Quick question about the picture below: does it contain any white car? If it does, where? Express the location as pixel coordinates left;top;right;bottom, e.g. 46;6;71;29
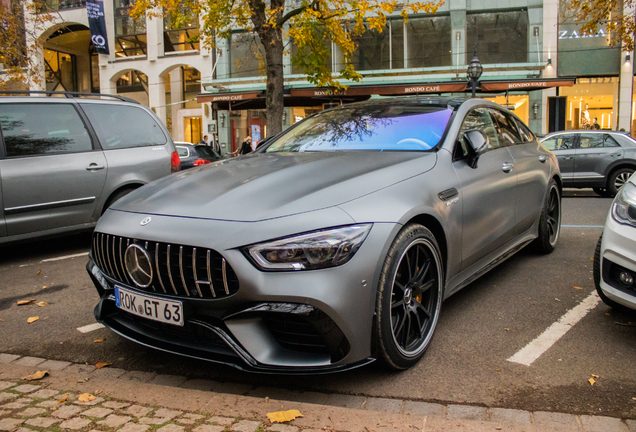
594;173;636;310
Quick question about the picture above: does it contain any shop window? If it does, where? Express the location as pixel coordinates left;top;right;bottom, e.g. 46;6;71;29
90;46;100;93
290;34;333;75
466;10;528;64
229;32;264;78
164;8;200;53
114;0;147;57
183;66;202;109
484;95;530;125
116;70;147;93
44;0;86;11
350;23;391;71
560;77;617;130
43;49;76;92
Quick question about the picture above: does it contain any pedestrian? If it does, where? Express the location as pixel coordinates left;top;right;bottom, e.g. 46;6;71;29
199;135;209;145
211;133;220;153
240;136;252;155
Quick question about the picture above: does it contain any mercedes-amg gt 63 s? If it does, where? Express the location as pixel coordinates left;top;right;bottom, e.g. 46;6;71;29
87;97;561;373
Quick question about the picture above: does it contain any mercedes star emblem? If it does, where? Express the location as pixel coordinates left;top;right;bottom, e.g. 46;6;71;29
124;244;153;288
140;217;152;226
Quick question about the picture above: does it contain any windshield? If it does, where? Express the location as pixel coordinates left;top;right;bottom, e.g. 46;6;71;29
265;106;453;153
196;146;220;159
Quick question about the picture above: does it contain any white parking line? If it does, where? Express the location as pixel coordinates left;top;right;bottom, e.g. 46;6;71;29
507;292;600;366
77;323;105;333
41;252;89;263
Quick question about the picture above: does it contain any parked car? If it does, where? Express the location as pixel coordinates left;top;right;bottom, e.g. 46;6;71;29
539;130;636;196
594;172;636;310
0;91;179;245
175;142;222;170
87;97;561;372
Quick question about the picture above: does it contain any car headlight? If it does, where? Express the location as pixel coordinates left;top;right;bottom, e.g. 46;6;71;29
612;182;636;227
244;224;372;271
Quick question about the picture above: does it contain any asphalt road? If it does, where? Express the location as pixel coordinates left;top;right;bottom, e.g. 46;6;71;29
1;189;635;419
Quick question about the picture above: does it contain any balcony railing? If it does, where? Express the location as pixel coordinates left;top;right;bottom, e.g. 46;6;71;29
45;0;86;11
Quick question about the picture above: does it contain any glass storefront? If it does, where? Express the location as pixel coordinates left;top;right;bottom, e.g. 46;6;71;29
559;77;617;130
228;32;264;78
44;49;76;91
484;95;530;125
466;10;528;64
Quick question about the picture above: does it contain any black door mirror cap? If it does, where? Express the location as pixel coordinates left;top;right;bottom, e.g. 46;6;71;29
463;130;489;169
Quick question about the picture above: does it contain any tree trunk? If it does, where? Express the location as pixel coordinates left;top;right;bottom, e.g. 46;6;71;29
262;29;284;136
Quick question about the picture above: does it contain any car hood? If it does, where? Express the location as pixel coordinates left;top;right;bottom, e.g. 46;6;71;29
112;151;437;222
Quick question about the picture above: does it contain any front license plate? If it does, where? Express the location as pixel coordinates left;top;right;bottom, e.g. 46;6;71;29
115;286;184;326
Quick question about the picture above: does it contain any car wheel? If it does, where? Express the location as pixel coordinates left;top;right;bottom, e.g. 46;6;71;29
607;168;635;197
534;179;561;254
593;187;610;197
375;224;443;370
593;235;631;312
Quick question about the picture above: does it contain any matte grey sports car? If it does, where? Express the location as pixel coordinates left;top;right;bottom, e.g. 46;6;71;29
87;97;562;372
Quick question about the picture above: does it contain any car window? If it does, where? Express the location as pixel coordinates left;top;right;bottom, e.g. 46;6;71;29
196;146;220;158
265;106;453;152
489;109;522;146
515;119;535;142
0;103;93;157
80;104;167;149
604;134;621;147
579;134;604;149
541;135;575;151
459;107;500;151
177;146;189;157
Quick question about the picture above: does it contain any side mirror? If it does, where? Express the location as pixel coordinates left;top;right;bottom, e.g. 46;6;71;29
463;130;489;169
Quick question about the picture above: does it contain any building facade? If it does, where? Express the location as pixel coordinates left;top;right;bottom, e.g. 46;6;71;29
14;0;636;153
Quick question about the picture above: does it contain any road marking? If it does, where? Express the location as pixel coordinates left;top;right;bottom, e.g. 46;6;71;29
77;323;105;333
507;292;600;366
41;252;89;263
561;225;604;228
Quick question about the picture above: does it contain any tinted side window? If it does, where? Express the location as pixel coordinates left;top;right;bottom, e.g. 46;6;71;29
81;104;167;149
515;119;535;142
489;109;522;146
459;108;500;151
604;134;620;147
579;134;605;148
0;104;93;157
541;135;575;151
177;146;189;157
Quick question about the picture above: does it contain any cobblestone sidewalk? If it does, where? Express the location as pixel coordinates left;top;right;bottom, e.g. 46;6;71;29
0;380;315;432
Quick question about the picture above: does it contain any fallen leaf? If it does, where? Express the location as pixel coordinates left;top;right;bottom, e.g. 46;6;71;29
37;269;41;276
57;394;68;402
93;339;104;343
94;390;103;395
589;377;596;386
591;257;594;260
17;299;35;306
27;316;39;324
615;322;636;327
267;409;303;423
592;374;599;378
78;393;96;403
495;369;501;372
265;397;269;403
555;298;561;302
0;319;3;322
42;286;47;289
573;286;583;290
36;302;48;307
95;362;110;369
23;370;49;380
77;378;89;383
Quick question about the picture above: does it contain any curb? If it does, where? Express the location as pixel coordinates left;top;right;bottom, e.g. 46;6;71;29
1;353;634;432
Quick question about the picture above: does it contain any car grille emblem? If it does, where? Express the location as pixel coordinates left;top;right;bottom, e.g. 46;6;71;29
124;244;153;288
140;217;152;226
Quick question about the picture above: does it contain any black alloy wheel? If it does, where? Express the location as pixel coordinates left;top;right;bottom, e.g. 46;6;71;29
376;224;443;370
534;179;561;254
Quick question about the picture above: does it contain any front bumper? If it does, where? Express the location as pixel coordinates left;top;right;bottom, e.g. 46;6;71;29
599;214;636;310
86;208;399;373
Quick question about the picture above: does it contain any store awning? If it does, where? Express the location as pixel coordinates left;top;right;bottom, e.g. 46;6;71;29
479;78;576;92
289;82;468;97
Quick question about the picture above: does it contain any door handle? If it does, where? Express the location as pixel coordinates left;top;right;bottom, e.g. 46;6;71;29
502;162;514;173
560;156;573;160
86;163;105;171
539;155;547;163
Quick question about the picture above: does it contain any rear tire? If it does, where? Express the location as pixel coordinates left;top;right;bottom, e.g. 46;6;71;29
607;168;634;197
534;179;561;254
375;224;443;370
594;234;631;312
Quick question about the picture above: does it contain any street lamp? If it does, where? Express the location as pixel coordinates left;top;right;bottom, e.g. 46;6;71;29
467;45;483;98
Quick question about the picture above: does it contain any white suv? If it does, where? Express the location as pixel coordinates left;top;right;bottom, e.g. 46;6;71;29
594;173;636;310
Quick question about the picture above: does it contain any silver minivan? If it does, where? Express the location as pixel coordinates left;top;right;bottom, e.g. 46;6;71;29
0;93;179;244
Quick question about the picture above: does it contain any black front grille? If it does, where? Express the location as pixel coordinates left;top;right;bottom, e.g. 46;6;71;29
92;232;239;299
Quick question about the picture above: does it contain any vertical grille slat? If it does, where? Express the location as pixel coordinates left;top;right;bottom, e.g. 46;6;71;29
91;233;238;300
207;250;216;298
155;242;167;293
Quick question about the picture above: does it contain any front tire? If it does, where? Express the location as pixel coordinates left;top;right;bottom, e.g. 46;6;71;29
607;168;634;197
534;179;561;254
375;224;443;370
